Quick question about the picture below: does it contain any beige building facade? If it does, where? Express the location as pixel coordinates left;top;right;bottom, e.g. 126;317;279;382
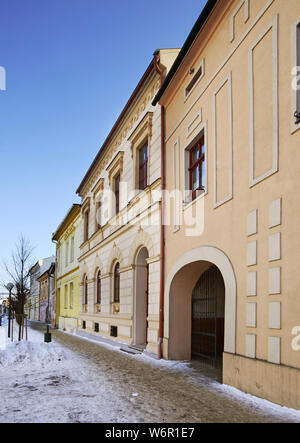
76;50;179;355
153;0;300;409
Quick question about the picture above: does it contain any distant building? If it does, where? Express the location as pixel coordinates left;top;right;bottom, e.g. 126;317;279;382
0;294;8;314
37;262;55;324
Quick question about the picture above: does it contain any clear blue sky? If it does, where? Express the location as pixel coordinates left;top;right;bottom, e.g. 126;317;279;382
0;0;206;288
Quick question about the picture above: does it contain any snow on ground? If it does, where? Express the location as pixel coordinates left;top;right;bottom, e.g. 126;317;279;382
0;320;299;423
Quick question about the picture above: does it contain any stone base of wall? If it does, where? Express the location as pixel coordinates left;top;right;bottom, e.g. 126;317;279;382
223;352;300;410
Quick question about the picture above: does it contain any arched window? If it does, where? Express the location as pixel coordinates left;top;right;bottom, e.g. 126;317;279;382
114;263;120;303
96;270;101;304
84;276;88;305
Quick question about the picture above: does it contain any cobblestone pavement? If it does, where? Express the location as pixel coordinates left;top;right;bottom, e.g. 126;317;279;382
1;323;299;423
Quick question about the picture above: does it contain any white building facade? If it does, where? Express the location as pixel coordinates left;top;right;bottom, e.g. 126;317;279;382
76;50;179;355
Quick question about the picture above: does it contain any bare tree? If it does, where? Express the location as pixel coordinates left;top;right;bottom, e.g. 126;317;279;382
2;235;34;341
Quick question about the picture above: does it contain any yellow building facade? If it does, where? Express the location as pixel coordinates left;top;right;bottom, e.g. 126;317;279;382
52;204;81;333
153;0;300;409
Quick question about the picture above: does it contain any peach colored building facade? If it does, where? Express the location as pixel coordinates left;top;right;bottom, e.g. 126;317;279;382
153;0;300;409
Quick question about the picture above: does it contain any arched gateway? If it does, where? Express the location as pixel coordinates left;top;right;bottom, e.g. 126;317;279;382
164;246;237;363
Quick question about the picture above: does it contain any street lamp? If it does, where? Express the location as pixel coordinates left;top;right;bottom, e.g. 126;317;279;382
6;283;14;338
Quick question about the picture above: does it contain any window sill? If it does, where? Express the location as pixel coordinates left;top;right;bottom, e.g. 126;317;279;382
111;302;120;315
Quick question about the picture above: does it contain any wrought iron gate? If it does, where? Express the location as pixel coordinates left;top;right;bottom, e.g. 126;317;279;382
191;265;224;362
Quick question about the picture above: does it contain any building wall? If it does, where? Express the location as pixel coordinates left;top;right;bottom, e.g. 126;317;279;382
160;0;300;408
55;211;81;334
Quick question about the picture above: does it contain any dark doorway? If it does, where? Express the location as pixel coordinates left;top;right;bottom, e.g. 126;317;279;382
191;265;225;366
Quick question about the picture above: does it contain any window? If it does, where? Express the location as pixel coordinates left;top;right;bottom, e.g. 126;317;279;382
113;263;120;303
82;321;86;330
84;276;88;305
128;112;153;192
70;282;73;308
188;136;205;201
57;288;60;312
139;142;148;190
57;250;60;272
64;285;68;309
114;174;120;215
94;323;99;333
96;198;102;230
96;270;101;305
84;210;89;242
110;325;118;337
185;59;204;99
65;241;69;267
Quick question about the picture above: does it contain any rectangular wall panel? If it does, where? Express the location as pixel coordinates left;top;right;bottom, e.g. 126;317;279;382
249;16;278;187
213;72;233;208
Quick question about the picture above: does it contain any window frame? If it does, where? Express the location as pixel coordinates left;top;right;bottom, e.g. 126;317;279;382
114;173;121;215
183;123;207;206
96;197;102;231
65;241;69;267
84;209;89;242
188;136;205;201
64;284;68;309
138;142;148;191
70;236;74;263
70;282;74;309
84;276;88;306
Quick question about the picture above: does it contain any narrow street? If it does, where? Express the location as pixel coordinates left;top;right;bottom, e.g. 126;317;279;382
0;323;299;423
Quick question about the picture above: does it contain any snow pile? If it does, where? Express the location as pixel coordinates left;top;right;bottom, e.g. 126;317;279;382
0;340;67;369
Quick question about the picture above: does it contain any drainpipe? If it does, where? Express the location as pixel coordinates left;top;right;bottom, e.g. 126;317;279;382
154;51;165;360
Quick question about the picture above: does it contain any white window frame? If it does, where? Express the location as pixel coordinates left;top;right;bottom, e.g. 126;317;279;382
65;241;69;267
70;236;74;263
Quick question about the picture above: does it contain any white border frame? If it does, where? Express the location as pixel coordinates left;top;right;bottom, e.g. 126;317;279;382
213;71;233;208
230;0;250;42
172;138;181;232
182;121;208;207
249;15;278;188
